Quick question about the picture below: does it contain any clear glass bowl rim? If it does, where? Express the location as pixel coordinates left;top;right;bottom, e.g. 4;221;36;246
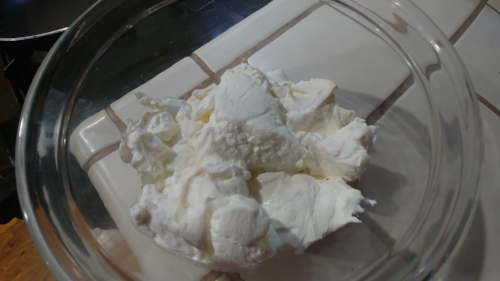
15;0;483;280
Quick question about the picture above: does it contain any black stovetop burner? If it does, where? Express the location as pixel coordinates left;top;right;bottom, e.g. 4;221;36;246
0;51;25;223
0;36;61;223
0;0;98;224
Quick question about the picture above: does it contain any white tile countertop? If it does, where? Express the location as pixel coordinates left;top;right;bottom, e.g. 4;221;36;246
410;0;500;280
65;0;500;280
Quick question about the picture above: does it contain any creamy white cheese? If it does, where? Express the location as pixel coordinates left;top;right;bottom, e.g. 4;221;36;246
120;63;377;269
255;172;366;253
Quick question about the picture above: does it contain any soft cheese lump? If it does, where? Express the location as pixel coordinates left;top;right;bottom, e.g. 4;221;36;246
119;63;377;269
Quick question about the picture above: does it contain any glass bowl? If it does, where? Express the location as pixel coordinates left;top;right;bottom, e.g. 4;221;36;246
16;0;482;280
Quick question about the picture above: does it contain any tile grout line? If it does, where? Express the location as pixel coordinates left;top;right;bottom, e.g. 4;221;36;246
81;108;126;172
187;1;327;98
478;94;500;118
365;75;414;125
200;270;225;281
329;2;440;80
323;2;420;125
191;53;220;84
326;3;387;39
200;271;244;281
83;141;120;173
325;2;436;122
449;0;488;44
487;3;500;15
365;0;488;124
105;106;127;133
448;1;500;118
181;76;218;100
360;213;396;249
215;1;326;77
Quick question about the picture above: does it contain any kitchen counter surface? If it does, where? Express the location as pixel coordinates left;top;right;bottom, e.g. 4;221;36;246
0;218;55;280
